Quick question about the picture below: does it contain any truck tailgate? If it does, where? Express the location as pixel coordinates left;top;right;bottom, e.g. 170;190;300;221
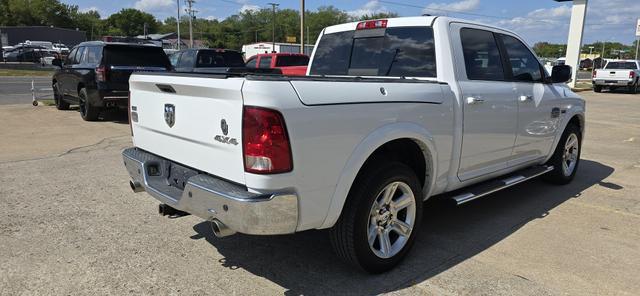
128;73;246;184
596;70;630;80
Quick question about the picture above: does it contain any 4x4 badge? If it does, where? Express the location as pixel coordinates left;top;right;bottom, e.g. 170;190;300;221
164;104;175;127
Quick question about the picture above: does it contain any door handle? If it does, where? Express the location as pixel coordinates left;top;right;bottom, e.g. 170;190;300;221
519;95;533;102
466;97;485;105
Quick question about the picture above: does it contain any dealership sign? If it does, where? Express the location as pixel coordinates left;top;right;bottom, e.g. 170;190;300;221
636;19;640;37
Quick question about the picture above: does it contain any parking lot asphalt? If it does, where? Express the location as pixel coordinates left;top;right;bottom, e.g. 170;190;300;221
0;76;53;105
0;90;639;295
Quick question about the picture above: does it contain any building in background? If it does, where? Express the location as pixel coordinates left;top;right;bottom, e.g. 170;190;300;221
0;26;86;47
242;42;314;58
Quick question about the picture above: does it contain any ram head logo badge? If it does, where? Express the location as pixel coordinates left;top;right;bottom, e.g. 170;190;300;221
164;104;175;128
214;118;238;145
221;119;228;135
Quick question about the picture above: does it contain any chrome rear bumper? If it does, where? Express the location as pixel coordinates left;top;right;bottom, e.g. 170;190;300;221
122;147;298;235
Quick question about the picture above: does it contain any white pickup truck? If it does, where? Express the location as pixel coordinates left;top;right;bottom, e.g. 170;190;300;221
123;16;584;273
592;60;640;93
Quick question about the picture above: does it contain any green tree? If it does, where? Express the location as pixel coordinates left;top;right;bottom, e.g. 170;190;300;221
352;12;399;21
105;8;159;36
71;9;103;40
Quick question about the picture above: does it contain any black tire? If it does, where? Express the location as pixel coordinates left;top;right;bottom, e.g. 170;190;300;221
593;85;602;93
543;123;581;185
329;162;423;273
78;88;100;121
53;82;69;110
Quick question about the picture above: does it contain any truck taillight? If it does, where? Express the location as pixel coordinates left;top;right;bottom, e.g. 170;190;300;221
242;106;292;174
96;65;107;82
630;71;635;79
592;70;597;79
128;91;133;136
356;19;388;30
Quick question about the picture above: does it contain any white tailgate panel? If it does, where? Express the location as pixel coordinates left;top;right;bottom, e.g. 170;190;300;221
129;74;246;184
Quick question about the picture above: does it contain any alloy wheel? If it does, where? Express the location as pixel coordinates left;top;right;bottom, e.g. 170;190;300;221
562;133;579;176
367;181;416;259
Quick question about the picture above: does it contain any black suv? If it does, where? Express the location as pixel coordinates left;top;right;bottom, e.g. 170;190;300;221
171;48;245;72
52;41;171;121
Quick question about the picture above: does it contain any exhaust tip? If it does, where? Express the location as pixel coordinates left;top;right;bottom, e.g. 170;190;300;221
210;219;236;238
129;180;144;193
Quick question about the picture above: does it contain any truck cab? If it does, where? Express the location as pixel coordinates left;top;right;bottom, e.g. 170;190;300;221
245;52;309;76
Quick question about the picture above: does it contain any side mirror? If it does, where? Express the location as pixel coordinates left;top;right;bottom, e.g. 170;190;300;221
52;58;63;67
551;65;571;83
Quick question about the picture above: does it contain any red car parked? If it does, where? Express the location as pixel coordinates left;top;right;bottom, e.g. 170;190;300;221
245;53;309;76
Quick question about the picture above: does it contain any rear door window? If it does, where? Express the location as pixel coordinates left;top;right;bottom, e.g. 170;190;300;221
460;28;505;81
84;46;103;65
104;46;170;68
259;56;272;68
309;27;436;77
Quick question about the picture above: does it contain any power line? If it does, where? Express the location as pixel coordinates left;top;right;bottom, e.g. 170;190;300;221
379;0;635;28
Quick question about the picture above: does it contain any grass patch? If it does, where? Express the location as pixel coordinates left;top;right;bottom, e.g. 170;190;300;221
39;99;56;106
0;68;54;77
575;82;593;89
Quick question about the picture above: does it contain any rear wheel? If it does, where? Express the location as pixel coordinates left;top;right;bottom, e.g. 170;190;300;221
544;123;581;185
53;82;69;110
78;88;100;121
330;162;423;273
593;85;602;93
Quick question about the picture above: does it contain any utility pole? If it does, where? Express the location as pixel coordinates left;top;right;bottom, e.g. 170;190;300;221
268;3;279;53
177;0;181;50
300;0;305;54
185;0;197;48
636;19;640;60
601;41;605;59
306;26;309;52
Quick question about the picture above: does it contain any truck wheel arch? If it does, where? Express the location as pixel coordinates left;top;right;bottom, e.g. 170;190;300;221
545;108;585;164
319;122;438;229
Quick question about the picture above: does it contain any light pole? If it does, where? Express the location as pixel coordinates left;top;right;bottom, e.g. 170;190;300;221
177;0;181;50
185;0;197;48
588;46;594;56
268;3;279;53
300;0;305;54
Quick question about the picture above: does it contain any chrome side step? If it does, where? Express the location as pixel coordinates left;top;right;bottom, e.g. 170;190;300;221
451;165;554;205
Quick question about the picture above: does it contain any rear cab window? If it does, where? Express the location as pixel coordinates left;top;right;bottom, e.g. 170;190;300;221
460;28;504;81
103;45;170;69
259;57;272;68
196;50;245;68
604;62;638;70
275;55;309;67
309;26;437;77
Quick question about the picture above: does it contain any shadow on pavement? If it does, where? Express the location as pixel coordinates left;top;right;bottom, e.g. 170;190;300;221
190;159;614;295
58;107;129;124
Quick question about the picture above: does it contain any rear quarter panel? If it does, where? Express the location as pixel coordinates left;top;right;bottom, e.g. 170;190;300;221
242;79;455;231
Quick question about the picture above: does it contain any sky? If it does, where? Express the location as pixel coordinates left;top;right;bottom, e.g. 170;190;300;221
67;0;640;45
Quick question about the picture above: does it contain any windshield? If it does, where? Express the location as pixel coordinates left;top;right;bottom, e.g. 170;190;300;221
104;46;170;68
196;50;245;68
309;27;436;77
605;62;638;70
275;55;309;67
